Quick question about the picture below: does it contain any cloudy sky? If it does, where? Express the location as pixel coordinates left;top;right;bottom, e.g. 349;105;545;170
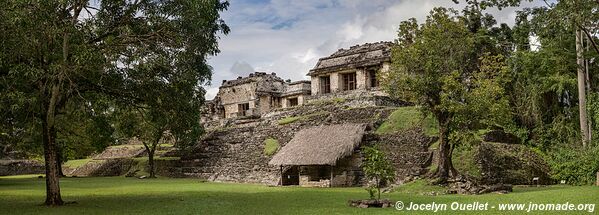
205;0;545;99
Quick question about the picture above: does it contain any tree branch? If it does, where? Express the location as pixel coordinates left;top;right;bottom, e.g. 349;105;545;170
577;24;599;56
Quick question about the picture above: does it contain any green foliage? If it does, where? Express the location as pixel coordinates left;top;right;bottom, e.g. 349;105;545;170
263;138;279;156
362;145;395;200
506;41;579;151
375;106;439;136
386;8;513;132
451;146;482;178
501;0;599;151
278;116;301;125
385;7;513;180
56;100;116;160
546;145;599;185
365;187;376;200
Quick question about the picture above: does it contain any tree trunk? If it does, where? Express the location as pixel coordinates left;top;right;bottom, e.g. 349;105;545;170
41;112;64;206
143;141;157;179
56;146;65;177
376;177;381;200
434;113;454;184
148;149;155;178
576;28;590;147
585;35;592;142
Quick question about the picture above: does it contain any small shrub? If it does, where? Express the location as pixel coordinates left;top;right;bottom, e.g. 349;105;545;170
263;138;279;156
546;145;599;185
365;187;377;200
362;145;395;200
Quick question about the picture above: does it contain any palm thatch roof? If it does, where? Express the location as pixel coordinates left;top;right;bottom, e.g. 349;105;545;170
269;124;367;166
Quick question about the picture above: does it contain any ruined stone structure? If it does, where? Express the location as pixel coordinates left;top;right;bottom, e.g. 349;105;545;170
308;41;392;96
202;42;393;122
188;41;413;187
202;72;311;122
183;101;432;186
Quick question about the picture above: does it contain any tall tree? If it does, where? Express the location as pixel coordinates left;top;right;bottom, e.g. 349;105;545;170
115;57;205;178
383;8;511;183
473;0;599;147
0;0;229;205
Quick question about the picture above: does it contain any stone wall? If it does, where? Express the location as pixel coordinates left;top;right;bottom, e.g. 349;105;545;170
0;160;44;176
310;76;320;95
284;81;311;94
475;142;552;185
93;145;145;159
218;75;285;118
331;152;364;186
68;158;181;177
375;129;436;183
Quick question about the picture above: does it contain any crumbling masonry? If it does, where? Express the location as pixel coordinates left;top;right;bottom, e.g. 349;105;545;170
201;41;393;124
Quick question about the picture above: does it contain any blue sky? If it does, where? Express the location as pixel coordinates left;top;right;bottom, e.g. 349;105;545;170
205;0;544;99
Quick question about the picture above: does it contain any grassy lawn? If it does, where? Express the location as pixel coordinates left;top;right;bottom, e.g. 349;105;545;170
62;159;93;169
0;175;597;215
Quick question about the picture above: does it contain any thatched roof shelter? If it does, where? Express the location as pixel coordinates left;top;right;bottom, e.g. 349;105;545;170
269;123;367;166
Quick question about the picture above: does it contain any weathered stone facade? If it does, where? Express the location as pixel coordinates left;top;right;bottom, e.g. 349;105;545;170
308;41;392;96
202;41;393;122
0;160;44;176
202;72;312;123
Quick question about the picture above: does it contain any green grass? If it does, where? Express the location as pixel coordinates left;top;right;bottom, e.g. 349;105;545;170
0;176;597;214
306;97;347;106
263;138;279;156
62;159;92;169
278;116;301;125
452;146;482;178
394;179;447;195
375;106;439;136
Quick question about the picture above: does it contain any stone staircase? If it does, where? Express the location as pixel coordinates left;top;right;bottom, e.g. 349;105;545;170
376;128;436;183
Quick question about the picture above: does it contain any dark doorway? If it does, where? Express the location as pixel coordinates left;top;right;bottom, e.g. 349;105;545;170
282;166;299;186
320;76;331;94
368;70;379;88
288;98;299;107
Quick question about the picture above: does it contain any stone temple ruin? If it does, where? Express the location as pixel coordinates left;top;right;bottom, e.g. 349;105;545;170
187;41;427;187
202;73;311;122
201;41;393;124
